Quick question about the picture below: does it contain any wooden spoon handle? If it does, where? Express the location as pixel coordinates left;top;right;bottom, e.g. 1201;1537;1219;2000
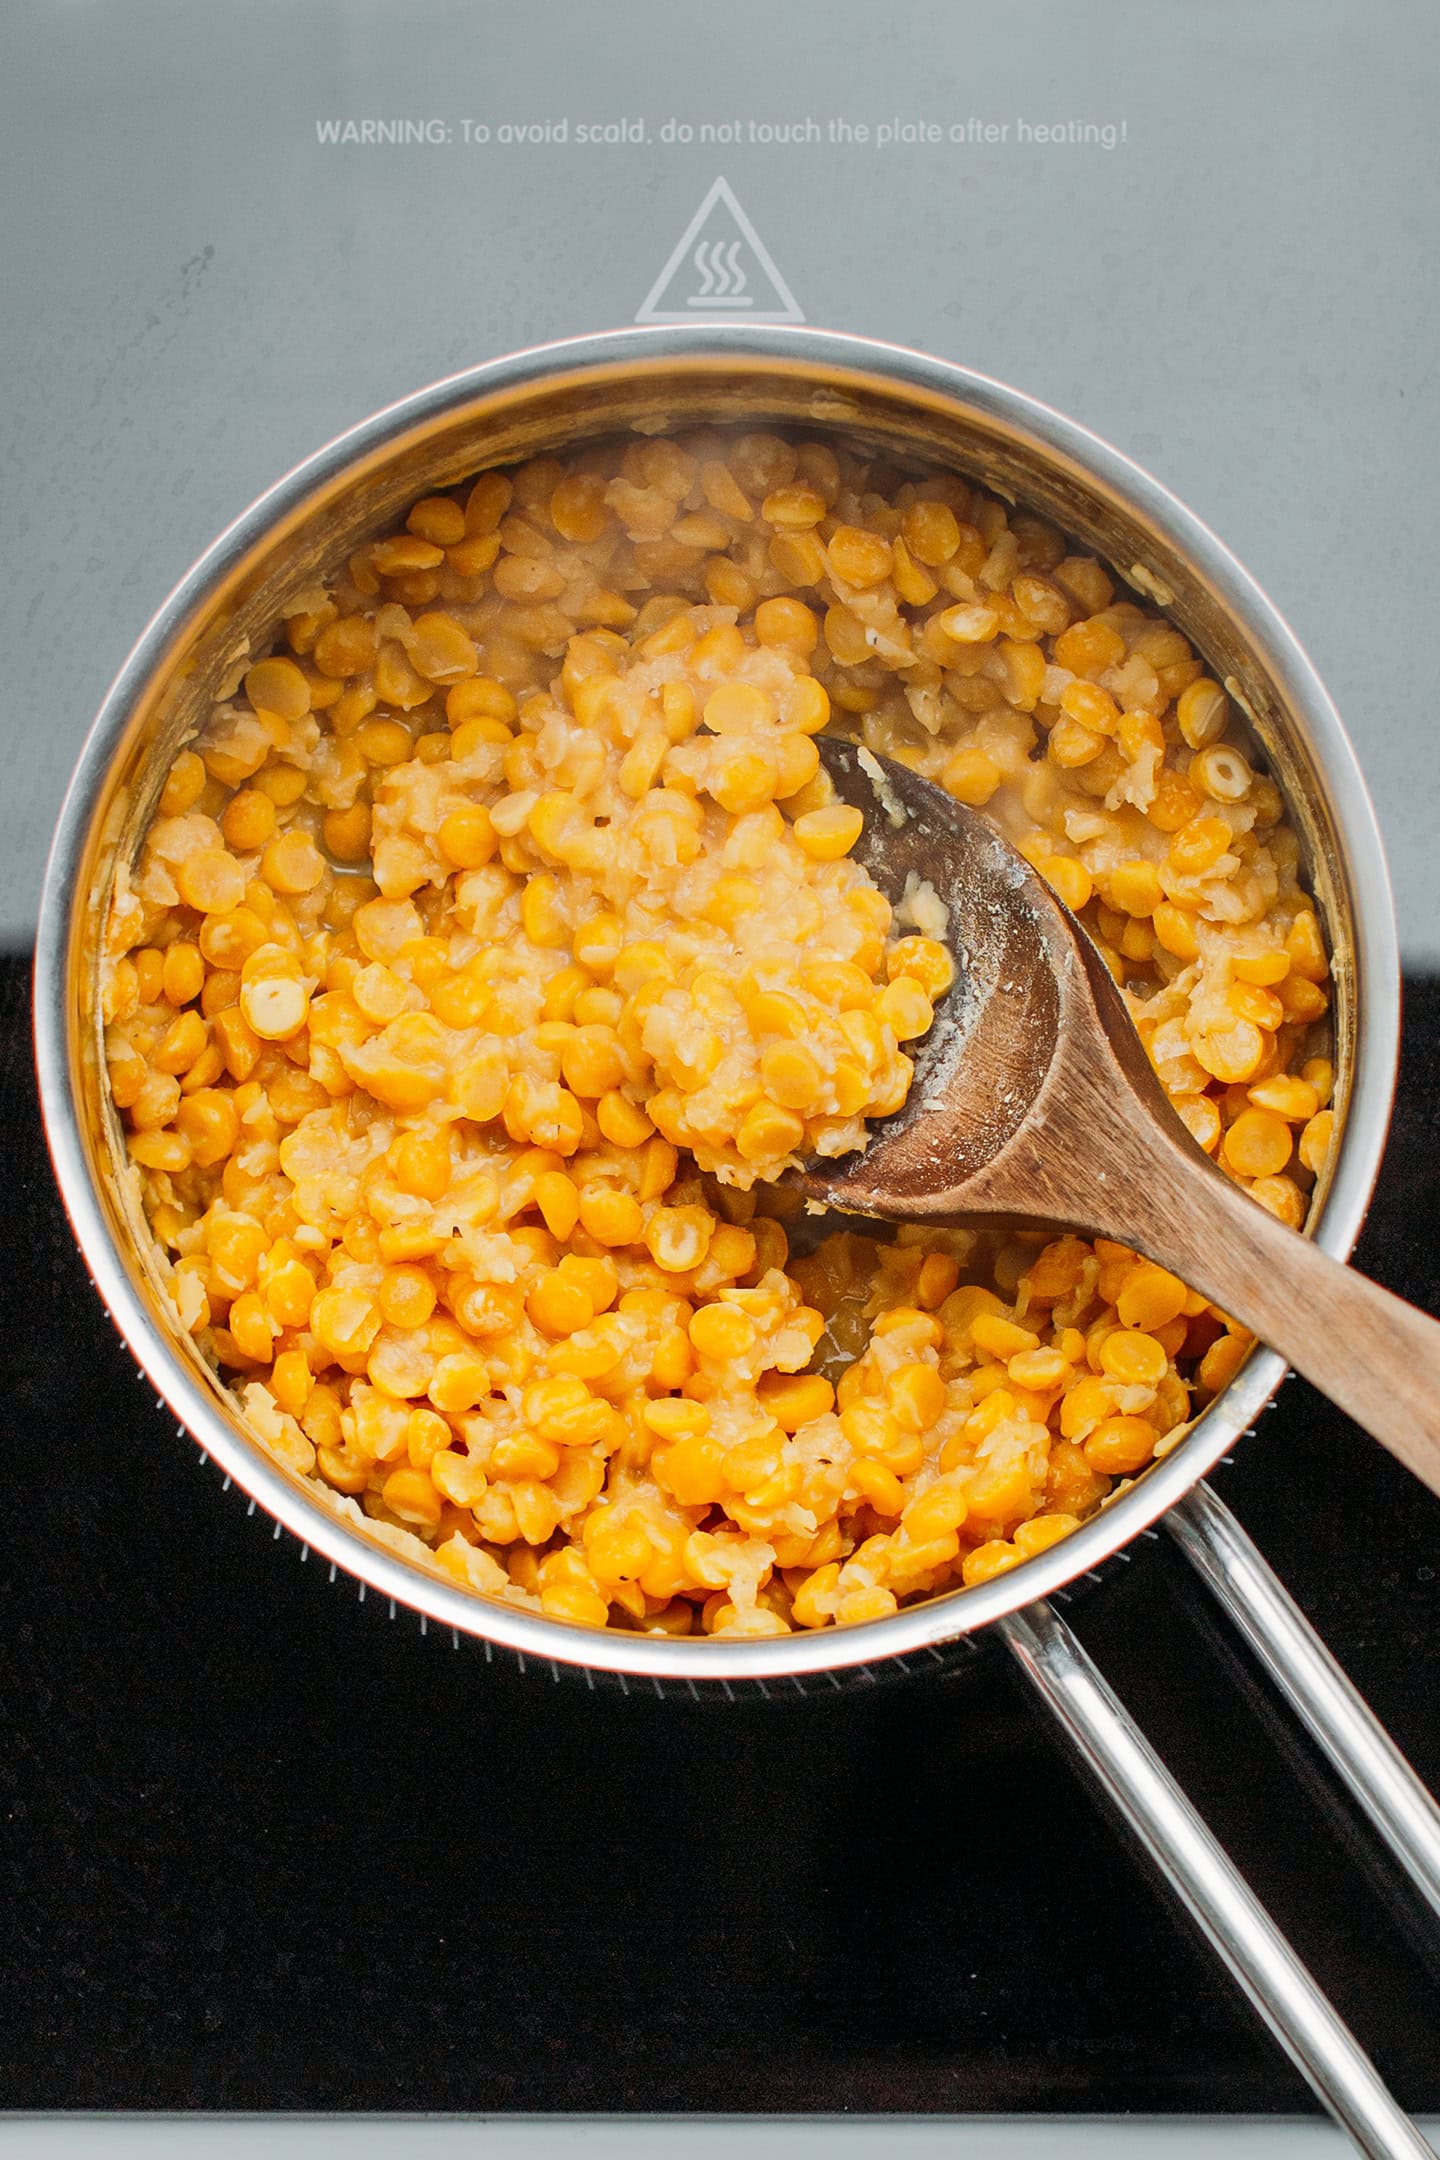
1109;1145;1440;1505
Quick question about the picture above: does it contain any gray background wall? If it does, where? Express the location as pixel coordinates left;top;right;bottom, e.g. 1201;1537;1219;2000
3;0;1436;956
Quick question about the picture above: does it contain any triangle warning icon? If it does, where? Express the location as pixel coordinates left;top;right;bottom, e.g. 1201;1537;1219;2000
635;176;804;325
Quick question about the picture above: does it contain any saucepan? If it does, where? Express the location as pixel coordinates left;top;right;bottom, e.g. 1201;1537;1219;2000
32;327;1440;2157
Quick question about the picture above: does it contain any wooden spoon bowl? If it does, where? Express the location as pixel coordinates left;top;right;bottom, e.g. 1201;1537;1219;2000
794;739;1440;1501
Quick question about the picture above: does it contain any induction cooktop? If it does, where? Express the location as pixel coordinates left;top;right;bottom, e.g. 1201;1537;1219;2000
4;957;1439;2118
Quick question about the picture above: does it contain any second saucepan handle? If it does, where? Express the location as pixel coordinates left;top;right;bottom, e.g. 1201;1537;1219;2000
1166;1480;1440;1921
998;1599;1435;2160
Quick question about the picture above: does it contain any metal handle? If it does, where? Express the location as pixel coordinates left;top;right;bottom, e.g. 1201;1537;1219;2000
999;1599;1435;2160
1167;1480;1440;1922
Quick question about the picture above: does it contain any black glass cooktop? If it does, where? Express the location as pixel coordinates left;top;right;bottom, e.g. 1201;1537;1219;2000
4;953;1438;2115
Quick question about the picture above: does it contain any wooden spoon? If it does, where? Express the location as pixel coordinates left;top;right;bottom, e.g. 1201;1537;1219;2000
793;738;1440;1502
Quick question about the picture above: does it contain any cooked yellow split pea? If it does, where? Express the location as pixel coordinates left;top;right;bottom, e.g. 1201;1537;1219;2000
104;427;1333;1637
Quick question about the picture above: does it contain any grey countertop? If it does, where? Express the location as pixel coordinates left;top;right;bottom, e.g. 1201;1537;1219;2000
2;0;1437;957
9;2121;1440;2156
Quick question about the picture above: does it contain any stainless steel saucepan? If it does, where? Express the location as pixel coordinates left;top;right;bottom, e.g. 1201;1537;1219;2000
33;327;1440;2157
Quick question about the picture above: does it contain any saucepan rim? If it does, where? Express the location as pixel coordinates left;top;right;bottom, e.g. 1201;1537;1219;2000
33;323;1400;1682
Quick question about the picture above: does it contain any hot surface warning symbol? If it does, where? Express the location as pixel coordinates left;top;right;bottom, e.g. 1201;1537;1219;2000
635;176;804;324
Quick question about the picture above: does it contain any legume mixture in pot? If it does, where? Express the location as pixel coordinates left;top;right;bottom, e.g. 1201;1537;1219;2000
101;428;1336;1636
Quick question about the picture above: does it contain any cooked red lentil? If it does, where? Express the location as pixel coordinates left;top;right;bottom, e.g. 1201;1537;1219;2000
102;428;1335;1636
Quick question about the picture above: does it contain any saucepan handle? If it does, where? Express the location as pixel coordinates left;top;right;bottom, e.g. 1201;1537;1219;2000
999;1600;1434;2160
1166;1481;1440;1921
